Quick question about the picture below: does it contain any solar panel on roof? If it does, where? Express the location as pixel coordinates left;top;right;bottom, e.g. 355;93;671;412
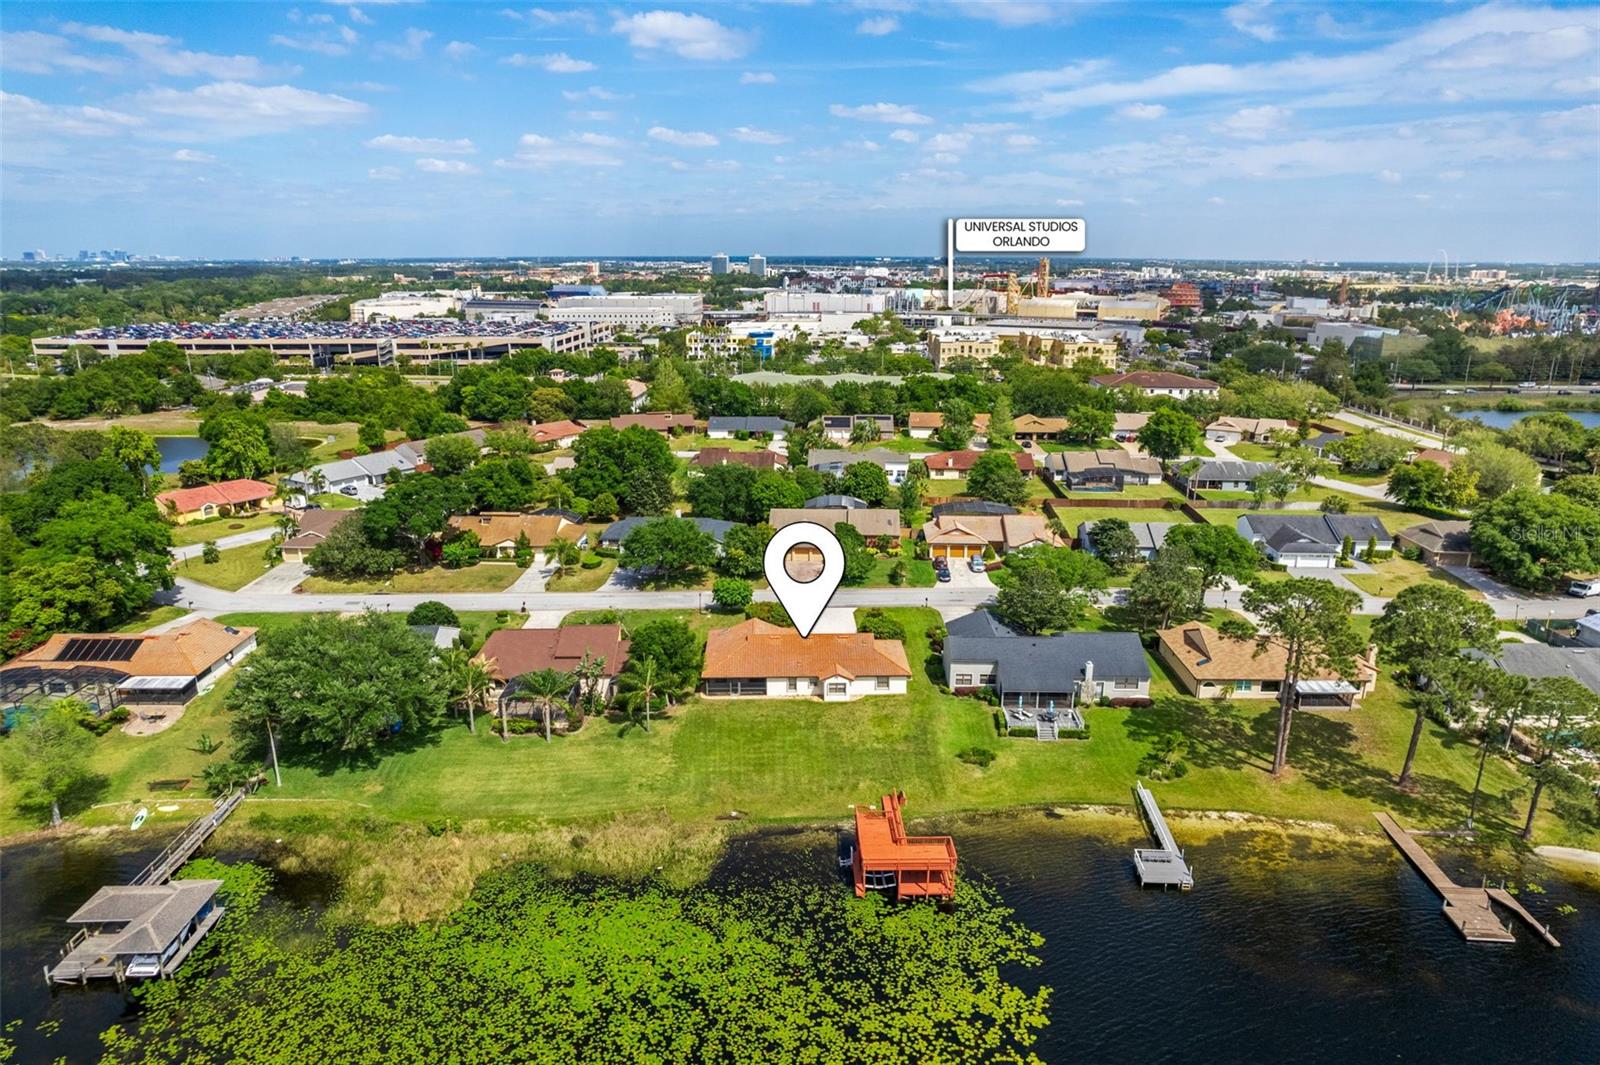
57;637;143;663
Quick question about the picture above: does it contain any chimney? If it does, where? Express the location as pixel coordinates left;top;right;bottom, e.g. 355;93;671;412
1081;658;1095;700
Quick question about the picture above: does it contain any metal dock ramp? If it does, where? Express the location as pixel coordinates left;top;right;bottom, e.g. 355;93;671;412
1132;782;1194;891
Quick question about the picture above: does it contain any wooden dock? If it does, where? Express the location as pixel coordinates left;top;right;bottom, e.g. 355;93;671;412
1132;783;1193;891
130;786;249;886
1374;812;1559;947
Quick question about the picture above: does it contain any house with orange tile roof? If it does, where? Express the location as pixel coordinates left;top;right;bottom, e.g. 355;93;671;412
154;479;279;524
1156;622;1378;709
528;419;591;447
1410;447;1457;469
0;618;258;708
851;791;957;900
476;625;630;704
701;618;910;700
922;450;1035;479
446;511;587;560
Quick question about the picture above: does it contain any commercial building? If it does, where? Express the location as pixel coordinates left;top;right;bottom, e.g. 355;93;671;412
350;289;474;321
1161;282;1203;311
927;327;1000;369
34;319;605;366
1090;371;1219;399
711;253;730;275
748;254;767;278
762;291;887;315
549;292;704;326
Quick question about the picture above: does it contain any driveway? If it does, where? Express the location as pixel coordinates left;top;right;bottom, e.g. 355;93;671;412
943;559;996;589
171;526;278;561
1442;564;1530;602
236;560;308;595
507;563;550;595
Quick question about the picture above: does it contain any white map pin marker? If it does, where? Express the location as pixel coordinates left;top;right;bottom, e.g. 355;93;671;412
764;521;844;638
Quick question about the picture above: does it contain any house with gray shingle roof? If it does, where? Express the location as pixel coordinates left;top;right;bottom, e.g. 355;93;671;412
943;610;1152;710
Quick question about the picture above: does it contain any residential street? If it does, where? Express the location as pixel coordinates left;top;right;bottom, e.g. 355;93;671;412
170;526;279;561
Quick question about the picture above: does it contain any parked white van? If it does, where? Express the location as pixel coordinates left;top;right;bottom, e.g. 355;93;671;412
1568;579;1600;598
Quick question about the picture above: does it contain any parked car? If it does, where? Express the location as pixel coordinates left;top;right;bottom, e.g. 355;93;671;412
340;485;359;496
1442;388;1459;395
1568;580;1600;598
968;555;987;573
936;566;952;583
1463;388;1477;394
1519;381;1538;388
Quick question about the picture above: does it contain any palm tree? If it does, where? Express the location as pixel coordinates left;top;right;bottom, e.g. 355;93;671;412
570;653;608;727
615;658;658;733
441;648;493;735
510;668;573;743
548;536;580;577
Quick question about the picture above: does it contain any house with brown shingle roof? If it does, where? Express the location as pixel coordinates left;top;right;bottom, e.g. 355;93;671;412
1156;622;1378;709
0;618;258;707
1043;449;1162;489
690;447;784;470
155;479;279;524
476;625;630;701
920;514;1061;560
607;412;701;435
446;512;587;559
701;618;910;700
768;507;901;540
907;412;992;439
1012;414;1069;443
923;450;1035;479
280;508;361;562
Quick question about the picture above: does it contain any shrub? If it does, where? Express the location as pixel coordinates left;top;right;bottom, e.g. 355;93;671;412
1320;494;1351;514
441;531;482;568
745;601;792;628
713;578;753;611
594;546;621;559
75;705;129;735
889;560;907;586
506;717;543;735
1007;726;1038;738
972;685;999;706
407;601;460;627
201;540;221;565
956;747;996;768
580;556;604;570
856;609;906;642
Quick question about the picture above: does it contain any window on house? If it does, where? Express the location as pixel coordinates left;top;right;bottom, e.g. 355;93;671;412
955;673;972;686
1263;680;1281;693
826;682;847;696
977;672;993;686
1234;679;1253;691
875;677;890;691
786;677;798;692
1114;678;1138;690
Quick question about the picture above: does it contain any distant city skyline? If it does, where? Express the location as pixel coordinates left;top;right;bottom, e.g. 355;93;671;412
3;1;1597;261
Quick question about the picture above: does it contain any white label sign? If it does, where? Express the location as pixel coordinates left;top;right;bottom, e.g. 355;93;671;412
954;217;1085;253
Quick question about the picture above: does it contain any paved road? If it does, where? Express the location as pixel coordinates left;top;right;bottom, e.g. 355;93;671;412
170;526;278;561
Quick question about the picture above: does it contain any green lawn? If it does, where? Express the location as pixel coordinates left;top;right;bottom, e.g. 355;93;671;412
114;605;190;632
310;492;363;510
1047;506;1197;533
924;476;1055;502
299;564;525;595
546;555;617;592
1058;482;1185;502
1345;556;1485;599
173;543;277;591
12;607;1591;850
673;433;772;453
169;510;283;547
863;543;937;587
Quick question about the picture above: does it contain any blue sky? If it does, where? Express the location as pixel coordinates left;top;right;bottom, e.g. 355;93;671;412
3;1;1597;260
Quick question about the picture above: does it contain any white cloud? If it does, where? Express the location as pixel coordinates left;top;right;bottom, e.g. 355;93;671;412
648;125;718;147
612;11;751;61
1224;0;1278;42
416;157;479;174
271;33;353;57
967;59;1110;95
368;165;402;180
0;30;124;74
740;71;776;84
1212;104;1291;138
1117;103;1167;120
373;28;432;60
1377;168;1402;183
830;102;933;124
442;41;479;62
567;110;614;122
60;22;277;80
1207;195;1226;205
171;148;215;163
573;132;624;147
505;52;596;73
496;131;625;168
365;133;477;154
1055;198;1084;206
347;7;374;26
948;0;1059;28
889;129;921;143
0;92;143;137
561;86;626;101
131;81;369;137
731;126;788;144
857;16;900;36
1005;134;1040;148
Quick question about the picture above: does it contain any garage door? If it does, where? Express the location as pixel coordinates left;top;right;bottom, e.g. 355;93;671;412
1287;556;1335;568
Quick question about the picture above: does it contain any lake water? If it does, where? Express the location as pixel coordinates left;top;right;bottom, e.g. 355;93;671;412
152;436;210;473
4;815;1597;1063
1460;409;1600;430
